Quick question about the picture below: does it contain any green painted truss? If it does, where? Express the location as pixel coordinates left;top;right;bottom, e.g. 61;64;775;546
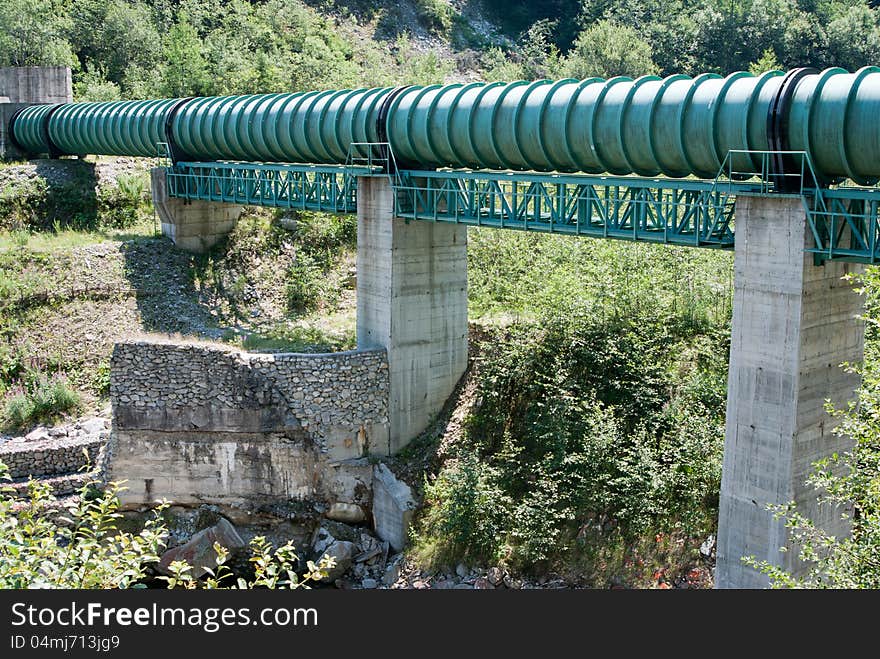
162;151;880;263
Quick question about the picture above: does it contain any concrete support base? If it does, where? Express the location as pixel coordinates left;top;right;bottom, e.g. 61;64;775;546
356;176;468;455
0;66;72;161
716;196;865;588
151;168;242;253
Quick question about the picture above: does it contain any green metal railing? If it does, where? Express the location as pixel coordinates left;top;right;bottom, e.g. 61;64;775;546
160;147;880;263
165;161;367;213
390;169;756;248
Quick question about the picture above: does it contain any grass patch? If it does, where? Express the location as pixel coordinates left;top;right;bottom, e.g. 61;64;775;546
2;371;80;431
238;321;356;353
0;219;156;254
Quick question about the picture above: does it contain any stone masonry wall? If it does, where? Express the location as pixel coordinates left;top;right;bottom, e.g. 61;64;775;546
108;341;390;518
0;435;103;480
111;341;389;457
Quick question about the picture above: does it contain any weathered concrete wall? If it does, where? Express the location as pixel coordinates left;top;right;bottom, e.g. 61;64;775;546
716;196;865;588
0;66;72;160
356;176;468;454
0;66;72;104
151;168;242;252
109;341;389;517
0;102;31;161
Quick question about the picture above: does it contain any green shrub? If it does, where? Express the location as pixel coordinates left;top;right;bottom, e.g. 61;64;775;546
1;371;80;430
289;211;356;261
280;212;355;313
3;387;34;428
413;308;727;571
0;461;333;589
97;173;149;229
419;454;510;564
414;0;456;37
29;375;80;419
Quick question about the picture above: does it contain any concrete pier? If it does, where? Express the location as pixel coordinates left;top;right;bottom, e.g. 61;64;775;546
356;176;468;455
716;196;865;588
0;66;72;160
151;168;243;253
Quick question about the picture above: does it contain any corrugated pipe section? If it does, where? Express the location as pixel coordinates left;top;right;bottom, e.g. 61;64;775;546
11;67;880;183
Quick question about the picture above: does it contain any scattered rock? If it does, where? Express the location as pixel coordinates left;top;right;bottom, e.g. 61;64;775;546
322;540;355;583
383;557;402;586
700;534;716;558
320;520;361;544
25;427;51;442
354;545;383;564
48;427;68;438
503;575;522;590
455;563;469;578
372;463;416;552
278;214;297;231
361;578;378;589
327;502;366;524
78;418;108;435
157;518;245;578
312;526;336;556
487;567;503;585
474;577;493;589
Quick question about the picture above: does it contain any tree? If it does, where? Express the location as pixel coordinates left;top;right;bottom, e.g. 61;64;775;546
0;0;76;68
94;1;161;84
748;48;781;75
484;20;562;81
561;20;659;79
826;4;880;71
577;0;696;74
160;15;210;97
73;66;121;102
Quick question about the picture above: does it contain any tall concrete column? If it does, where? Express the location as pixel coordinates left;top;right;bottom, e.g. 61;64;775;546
151;168;243;253
716;196;865;588
356;176;468;455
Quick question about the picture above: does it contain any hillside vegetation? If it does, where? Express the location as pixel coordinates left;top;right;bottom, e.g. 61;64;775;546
2;0;880;588
3;0;880;103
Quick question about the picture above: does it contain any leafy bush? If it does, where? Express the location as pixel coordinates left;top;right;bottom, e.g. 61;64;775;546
0;461;333;589
285;253;330;312
2;371;80;430
282;212;356;313
413;308;726;572
414;0;456;37
97;173;149;229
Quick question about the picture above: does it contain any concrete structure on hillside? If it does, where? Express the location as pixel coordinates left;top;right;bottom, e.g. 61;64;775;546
0;66;71;160
141;171;867;583
356;177;468;455
716;197;865;588
109;340;421;549
151;168;244;253
149;174;469;454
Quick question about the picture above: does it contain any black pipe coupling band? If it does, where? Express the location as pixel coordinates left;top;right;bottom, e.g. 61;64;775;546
767;67;818;192
375;85;413;172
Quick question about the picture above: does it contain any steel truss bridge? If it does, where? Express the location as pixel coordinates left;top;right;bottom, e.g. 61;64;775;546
161;147;880;264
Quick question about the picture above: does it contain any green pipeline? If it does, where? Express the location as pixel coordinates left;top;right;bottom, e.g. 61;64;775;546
11;67;880;184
